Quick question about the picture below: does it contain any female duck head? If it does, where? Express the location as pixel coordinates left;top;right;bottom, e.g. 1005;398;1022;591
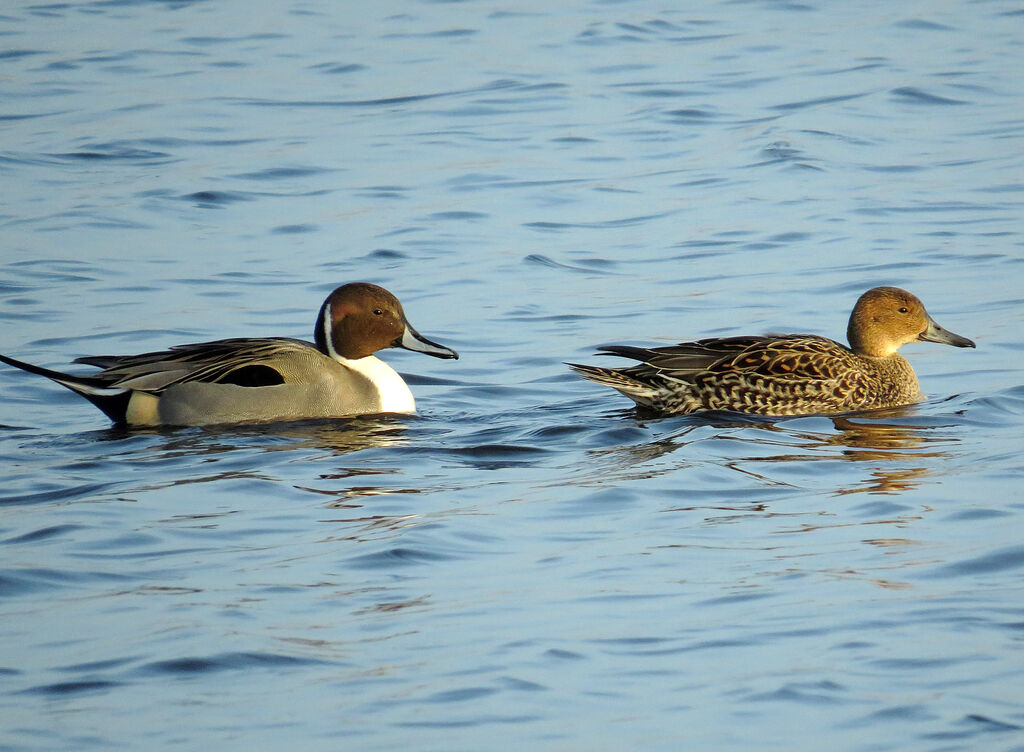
847;286;975;358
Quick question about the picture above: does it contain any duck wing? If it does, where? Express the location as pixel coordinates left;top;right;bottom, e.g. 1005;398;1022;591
74;337;315;392
599;335;854;380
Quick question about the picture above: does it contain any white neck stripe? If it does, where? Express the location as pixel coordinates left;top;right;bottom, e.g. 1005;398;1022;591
321;301;340;361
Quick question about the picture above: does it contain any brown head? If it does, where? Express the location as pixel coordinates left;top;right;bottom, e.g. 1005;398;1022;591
314;282;458;361
846;286;975;357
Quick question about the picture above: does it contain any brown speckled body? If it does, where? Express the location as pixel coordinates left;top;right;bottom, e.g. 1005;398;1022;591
569;287;974;417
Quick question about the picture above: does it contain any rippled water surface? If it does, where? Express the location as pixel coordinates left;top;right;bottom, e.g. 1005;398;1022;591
2;1;1024;750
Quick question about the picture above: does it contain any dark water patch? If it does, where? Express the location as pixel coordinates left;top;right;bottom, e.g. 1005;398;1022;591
544;648;585;661
140;652;323;676
771;92;867;111
310;62;367;74
922;714;1023;741
864;164;925;173
395;714;541;729
427;211;489;221
748;680;846;705
355;185;409;199
0;567;129;596
401;373;463;386
232;166;333;180
672;638;757;655
57;657;139;673
551;135;597;143
944;508;1012;522
20;680;121;696
976;182;1024;194
521;424;592;443
618;86;703;99
928;545;1024;578
181;34;287;46
0;111;68;122
871;656;973;671
749;141;820;170
447;172;585;192
891;87;968;106
665;108;717;121
357;248;408;261
523;254;619;275
592;636;672;648
858;704;939;723
0;50;44;61
524;211;674;230
72;545;217;561
768;231;811;243
0;482;111;507
49;145;175;163
271;223;318;235
893;19;954;32
1;524;82;545
181;190;254;207
426;686;499;703
346;546;456;569
382;28;477;40
232;88;466;108
433;443;553;470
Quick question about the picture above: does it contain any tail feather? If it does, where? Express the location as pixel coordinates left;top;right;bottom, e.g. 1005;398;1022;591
566;362;660;407
0;353;130;423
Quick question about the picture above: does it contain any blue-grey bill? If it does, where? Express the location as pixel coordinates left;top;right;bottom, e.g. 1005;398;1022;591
920;317;975;348
398;325;459;359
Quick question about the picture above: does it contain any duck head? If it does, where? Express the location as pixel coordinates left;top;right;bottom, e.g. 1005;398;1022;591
847;286;975;357
314;283;459;361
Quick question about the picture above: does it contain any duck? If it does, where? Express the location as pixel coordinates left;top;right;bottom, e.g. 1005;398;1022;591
568;286;974;416
0;282;458;427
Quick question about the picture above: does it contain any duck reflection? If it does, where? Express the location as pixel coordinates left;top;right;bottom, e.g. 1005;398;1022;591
97;413;411;456
86;415;413;498
580;407;957;496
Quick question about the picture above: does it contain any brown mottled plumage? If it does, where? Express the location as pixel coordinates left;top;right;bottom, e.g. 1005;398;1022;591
568;287;975;416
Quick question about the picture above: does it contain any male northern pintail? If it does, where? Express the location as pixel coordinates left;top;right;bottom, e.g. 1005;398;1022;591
569;286;974;416
0;282;458;426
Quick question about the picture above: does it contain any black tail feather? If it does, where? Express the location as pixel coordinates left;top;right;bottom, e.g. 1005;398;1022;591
0;353;130;424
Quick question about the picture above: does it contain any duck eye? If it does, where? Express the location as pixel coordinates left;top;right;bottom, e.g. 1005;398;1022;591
373;309;384;316
898;307;909;314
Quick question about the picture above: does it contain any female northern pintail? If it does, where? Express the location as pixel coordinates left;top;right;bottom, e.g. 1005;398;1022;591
569;287;974;416
0;282;458;427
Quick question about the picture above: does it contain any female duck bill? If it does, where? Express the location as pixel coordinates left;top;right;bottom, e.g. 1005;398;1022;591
398;324;458;359
919;316;975;349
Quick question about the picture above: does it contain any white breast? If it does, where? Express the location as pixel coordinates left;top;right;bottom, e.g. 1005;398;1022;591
341;355;416;413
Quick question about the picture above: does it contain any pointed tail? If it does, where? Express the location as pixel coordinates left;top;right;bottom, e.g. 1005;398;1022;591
0;353;131;423
566;362;662;407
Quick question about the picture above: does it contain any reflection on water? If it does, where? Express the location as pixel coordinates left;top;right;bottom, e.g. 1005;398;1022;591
97;414;412;459
575;411;957;496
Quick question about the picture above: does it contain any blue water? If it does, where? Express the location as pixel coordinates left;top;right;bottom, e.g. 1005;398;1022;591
2;1;1024;750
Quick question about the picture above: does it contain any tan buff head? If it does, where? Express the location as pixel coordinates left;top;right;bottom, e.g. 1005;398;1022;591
847;286;975;357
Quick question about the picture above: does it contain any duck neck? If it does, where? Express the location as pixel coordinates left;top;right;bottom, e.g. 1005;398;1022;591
337;355;416;414
859;352;924;406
